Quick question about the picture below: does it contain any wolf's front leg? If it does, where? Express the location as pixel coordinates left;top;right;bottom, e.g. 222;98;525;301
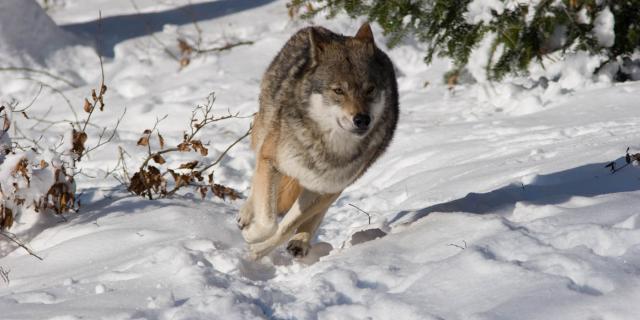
239;157;280;243
286;204;331;258
249;190;339;259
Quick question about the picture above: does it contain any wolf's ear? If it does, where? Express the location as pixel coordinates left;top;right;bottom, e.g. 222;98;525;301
308;27;327;65
354;22;374;43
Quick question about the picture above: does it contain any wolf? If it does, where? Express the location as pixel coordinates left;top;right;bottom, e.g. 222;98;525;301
238;23;399;259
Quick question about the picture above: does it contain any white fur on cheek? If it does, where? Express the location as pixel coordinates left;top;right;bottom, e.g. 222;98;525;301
307;93;361;155
308;93;343;133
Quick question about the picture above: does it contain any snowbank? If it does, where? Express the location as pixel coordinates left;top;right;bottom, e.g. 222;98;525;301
0;0;78;66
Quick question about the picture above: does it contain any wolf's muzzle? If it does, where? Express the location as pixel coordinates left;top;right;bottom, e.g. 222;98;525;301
353;113;371;132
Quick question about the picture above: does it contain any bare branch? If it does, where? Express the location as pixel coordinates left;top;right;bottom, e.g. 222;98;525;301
163;125;251;197
128;92;251;199
199;125;252;173
15;84;43;113
0;67;78;88
105;146;132;184
194;40;254;54
0;266;8;284
448;240;467;250
348;203;372;224
129;0;180;62
81;107;126;158
0;231;43;261
21;77;80;129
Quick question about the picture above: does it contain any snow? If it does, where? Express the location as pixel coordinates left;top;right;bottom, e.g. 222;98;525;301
466;32;497;83
1;1;640;319
464;0;504;25
0;0;77;65
593;6;615;48
576;7;591;25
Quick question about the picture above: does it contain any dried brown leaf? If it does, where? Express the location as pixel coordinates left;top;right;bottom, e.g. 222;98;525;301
178;161;198;170
59;193;68;212
190;140;208;156
137;130;151;146
167;168;177;179
193;170;203;182
129;166;166;196
45;181;75;214
3;116;10;132
72;130;88;160
158;132;165;149
14;158;29;178
83;98;92;113
177;142;191;152
137;136;149;146
168;168;192;188
178;38;193;55
180;57;191;68
152;154;166;164
1;206;14;230
129;171;146;195
211;183;241;201
147;166;165;191
447;72;458;89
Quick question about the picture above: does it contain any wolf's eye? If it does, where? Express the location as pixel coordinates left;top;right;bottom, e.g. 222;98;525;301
365;86;375;96
332;88;344;95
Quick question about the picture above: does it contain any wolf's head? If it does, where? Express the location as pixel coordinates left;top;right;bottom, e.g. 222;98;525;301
306;23;389;137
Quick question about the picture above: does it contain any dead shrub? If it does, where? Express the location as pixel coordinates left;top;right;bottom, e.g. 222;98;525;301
123;93;250;200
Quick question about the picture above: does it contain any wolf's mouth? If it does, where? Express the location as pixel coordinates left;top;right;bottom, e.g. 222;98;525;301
336;119;367;136
351;128;368;136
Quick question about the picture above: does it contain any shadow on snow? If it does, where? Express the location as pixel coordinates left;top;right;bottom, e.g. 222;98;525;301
61;0;275;57
390;157;640;225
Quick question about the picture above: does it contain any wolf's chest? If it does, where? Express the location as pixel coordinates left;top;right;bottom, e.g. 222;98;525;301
276;146;362;194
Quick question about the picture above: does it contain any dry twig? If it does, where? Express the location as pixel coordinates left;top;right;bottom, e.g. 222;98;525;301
0;67;77;88
348;203;372;224
129;93;249;200
0;231;43;260
0;266;8;284
448;240;467;250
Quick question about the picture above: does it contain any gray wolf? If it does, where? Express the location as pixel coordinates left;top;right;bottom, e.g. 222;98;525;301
238;23;399;259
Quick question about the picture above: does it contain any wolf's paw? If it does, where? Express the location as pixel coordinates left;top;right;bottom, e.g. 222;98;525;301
237;215;250;230
248;238;278;260
237;203;254;230
241;219;277;244
286;239;310;258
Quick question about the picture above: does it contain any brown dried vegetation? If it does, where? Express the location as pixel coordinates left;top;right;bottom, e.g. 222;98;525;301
1;75;246;242
125;93;249;201
0;68;115;230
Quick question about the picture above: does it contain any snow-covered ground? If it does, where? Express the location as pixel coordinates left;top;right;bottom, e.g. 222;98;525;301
1;1;640;319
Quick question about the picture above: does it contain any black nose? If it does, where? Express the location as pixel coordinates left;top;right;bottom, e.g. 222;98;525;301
353;113;371;130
